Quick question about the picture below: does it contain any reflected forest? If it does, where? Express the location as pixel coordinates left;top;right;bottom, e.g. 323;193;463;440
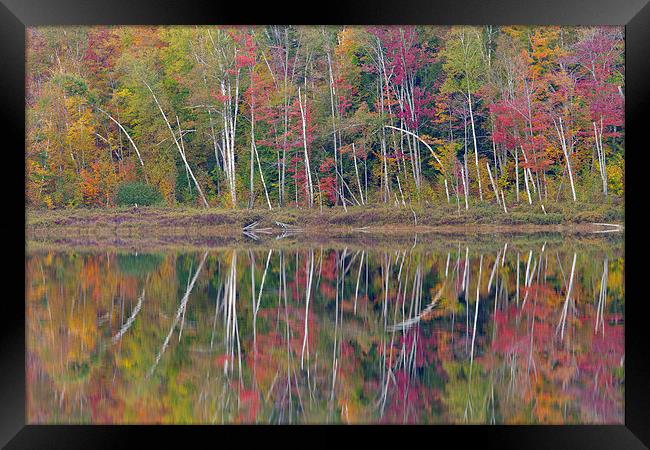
27;241;624;424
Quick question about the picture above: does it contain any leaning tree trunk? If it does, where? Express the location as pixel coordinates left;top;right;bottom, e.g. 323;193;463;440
593;119;607;196
467;90;483;201
555;117;577;202
520;146;533;205
384;125;448;193
352;143;365;205
95;106;147;183
142;80;209;208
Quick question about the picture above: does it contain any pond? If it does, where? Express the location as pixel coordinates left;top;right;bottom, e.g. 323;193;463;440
26;236;624;424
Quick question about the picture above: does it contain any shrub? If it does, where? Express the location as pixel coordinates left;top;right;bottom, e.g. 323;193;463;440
607;154;624;196
116;182;163;207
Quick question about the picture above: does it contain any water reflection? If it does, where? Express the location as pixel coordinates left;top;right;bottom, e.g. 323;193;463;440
26;240;624;424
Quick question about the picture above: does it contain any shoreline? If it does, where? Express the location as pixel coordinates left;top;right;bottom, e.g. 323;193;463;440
27;205;624;251
27;230;624;253
27;204;624;232
27;205;624;233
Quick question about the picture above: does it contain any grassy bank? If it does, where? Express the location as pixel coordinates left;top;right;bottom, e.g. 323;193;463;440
26;232;624;254
27;200;624;244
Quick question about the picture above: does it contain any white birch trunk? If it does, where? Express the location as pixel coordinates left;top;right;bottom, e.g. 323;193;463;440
486;162;500;206
468;91;483;201
352;143;365;205
95;106;146;172
142;80;209;208
297;87;314;208
515;146;520;202
461;166;469;210
520;147;532;205
555;117;577;202
593;120;608;196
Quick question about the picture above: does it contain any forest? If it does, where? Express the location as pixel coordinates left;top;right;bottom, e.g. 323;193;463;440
26;25;624;214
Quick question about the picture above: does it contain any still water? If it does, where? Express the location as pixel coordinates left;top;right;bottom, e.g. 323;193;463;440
26;237;624;424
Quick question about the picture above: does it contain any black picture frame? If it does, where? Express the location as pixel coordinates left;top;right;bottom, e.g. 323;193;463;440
2;0;648;448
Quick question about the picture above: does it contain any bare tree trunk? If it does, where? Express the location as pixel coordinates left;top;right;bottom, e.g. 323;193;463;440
325;46;345;207
384;126;446;172
593;120;608;196
486;162;501;206
352;143;365;205
297;86;314;208
463;116;470;204
461;166;469;210
364;158;368;204
219;75;240;208
280;29;290;206
300;249;315;370
376;41;392;203
251;105;272;210
385;124;449;202
249;113;255;208
468;91;483;201
444;179;451;203
520;147;532;205
142;80;209;208
555;117;577;202
491;122;499;174
95;106;147;182
176;116;210;208
396;174;406;206
514;146;520;202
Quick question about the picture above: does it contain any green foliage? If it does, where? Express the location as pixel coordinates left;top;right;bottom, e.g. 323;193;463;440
116;181;163;206
117;253;164;276
441;27;486;95
52;73;88;97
